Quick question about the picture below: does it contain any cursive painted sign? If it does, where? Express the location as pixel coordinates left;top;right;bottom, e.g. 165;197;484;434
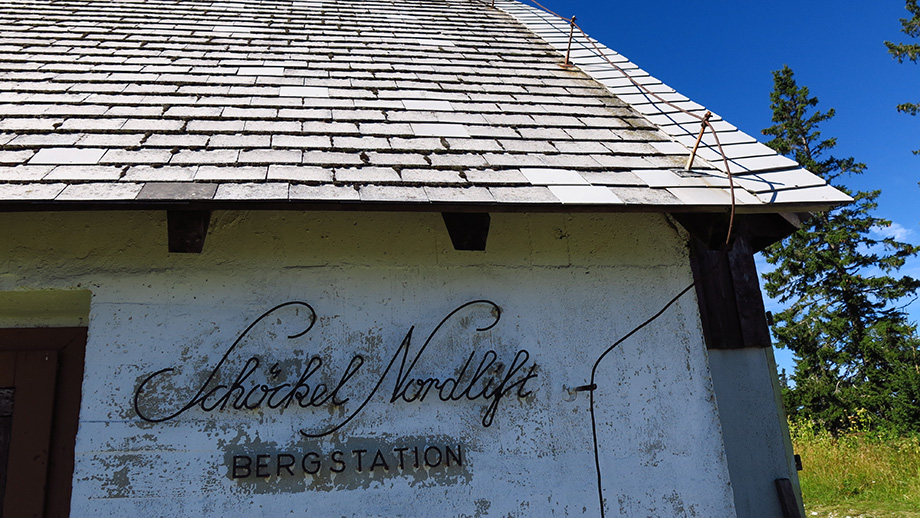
133;300;539;437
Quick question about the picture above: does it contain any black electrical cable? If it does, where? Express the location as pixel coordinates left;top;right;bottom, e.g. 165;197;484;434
471;2;744;514
586;281;698;517
586;248;729;517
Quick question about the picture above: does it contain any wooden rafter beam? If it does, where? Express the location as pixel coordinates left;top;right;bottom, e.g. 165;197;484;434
441;212;490;251
167;210;210;254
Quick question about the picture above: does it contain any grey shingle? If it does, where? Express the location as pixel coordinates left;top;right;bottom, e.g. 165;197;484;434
44;165;124;181
579;171;646;186
0;150;35;165
304;121;360;135
195;166;267;181
729;169;825;193
272;135;331;149
551;141;609;154
466;125;519;138
0;182;66;200
587;155;653;170
122;119;185;131
187;120;246;133
164;106;222;118
7;134;81;146
466;169;529;185
238;149;302;164
123;165;197;182
267;165;333;182
521;168;590;186
0;0;846;213
59;118;126;131
445;138;502;152
610;186;683;205
359;184;428;203
290;183;359;201
100;149;172;165
429;153;488;168
172;150;239;165
335;167;401;183
243;120;301;133
137;182;217;200
499;140;557;153
400;169;466;184
548;185;623;204
755;184;852;204
303;151;364;166
668;186;761;206
215;182;289;200
223;106;278;119
76;134;146;147
489;185;559;203
358;122;413;136
333;136;391;150
634;169;701;188
411;123;469;138
403;99;453;111
425;186;494;203
278;108;332;120
147;134;209;147
56;182;142;200
30;148;106;165
0;165;55;181
388;137;445;152
279;86;329;98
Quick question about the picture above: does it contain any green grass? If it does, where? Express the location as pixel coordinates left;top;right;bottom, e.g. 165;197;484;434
791;420;920;517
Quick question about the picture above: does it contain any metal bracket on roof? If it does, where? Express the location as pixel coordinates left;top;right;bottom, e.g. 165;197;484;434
560;16;577;68
441;213;490;251
167;210;211;254
685;111;713;170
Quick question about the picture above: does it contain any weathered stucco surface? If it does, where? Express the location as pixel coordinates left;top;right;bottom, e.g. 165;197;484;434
1;211;735;517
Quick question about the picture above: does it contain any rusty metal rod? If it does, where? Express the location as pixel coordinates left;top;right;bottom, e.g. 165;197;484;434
563;16;576;67
685;111;712;170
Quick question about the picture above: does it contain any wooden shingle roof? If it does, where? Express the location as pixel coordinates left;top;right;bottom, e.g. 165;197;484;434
0;0;850;212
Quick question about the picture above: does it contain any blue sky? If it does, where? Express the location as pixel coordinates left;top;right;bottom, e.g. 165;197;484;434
532;0;920;373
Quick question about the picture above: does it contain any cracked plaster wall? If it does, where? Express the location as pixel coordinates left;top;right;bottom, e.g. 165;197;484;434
1;210;736;517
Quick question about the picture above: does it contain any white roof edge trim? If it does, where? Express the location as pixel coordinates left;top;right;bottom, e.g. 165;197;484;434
495;0;853;208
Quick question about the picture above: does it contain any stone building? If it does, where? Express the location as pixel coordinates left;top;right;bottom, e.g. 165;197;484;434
0;0;848;516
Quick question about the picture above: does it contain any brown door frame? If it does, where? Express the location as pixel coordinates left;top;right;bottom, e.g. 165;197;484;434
0;328;87;518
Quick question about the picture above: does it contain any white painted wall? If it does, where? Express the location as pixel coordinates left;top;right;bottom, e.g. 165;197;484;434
1;211;735;517
709;347;804;517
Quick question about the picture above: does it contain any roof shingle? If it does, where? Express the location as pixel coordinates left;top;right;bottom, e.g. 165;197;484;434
0;0;849;212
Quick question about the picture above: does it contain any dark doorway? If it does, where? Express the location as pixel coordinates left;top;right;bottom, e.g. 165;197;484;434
0;328;86;518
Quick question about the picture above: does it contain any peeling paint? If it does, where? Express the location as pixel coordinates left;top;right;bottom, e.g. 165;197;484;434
4;211;736;516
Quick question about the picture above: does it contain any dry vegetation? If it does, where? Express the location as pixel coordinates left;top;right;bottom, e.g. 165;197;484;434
792;419;920;517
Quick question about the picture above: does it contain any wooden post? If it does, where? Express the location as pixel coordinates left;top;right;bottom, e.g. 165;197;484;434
167;210;211;254
441;213;490;251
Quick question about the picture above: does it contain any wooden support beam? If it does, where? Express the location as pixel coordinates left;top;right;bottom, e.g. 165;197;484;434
441;213;490;251
167;210;210;254
678;215;772;350
672;213;803;253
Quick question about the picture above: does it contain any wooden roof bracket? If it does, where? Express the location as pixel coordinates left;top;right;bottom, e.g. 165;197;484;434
167;210;211;254
672;212;804;253
672;212;805;350
441;212;490;251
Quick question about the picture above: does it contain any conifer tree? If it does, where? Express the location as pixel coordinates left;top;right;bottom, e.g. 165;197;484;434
761;66;920;434
886;0;920;155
